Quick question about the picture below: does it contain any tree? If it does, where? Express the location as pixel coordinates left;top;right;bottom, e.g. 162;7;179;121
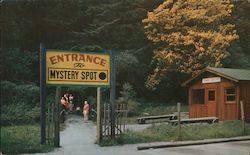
71;0;163;96
71;0;163;51
143;0;239;89
232;0;250;57
225;0;250;69
1;0;81;82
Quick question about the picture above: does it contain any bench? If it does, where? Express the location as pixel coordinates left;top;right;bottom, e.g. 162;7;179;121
137;114;177;124
169;117;219;125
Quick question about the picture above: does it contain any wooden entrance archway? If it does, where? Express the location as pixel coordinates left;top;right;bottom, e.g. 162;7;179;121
39;44;125;146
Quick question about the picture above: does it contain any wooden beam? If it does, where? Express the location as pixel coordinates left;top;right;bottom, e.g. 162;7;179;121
110;51;116;139
54;87;61;147
96;87;102;143
240;101;245;134
177;102;181;140
40;43;46;144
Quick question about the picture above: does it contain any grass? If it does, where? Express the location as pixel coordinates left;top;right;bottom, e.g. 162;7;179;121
1;124;53;154
180;121;250;140
140;105;186;115
100;120;250;146
136;100;188;115
125;100;189;124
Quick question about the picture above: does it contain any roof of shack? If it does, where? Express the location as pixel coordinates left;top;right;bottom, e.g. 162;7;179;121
182;67;250;86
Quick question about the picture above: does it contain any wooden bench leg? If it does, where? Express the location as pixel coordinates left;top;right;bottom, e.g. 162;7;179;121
138;119;146;124
170;116;177;120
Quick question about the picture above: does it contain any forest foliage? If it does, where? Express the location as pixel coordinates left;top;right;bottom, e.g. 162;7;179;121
1;0;250;110
143;0;239;88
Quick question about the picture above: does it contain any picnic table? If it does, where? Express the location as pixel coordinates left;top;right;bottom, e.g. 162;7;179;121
169;117;219;125
137;114;177;124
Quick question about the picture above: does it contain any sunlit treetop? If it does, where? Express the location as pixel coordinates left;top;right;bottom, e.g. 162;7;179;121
143;0;239;89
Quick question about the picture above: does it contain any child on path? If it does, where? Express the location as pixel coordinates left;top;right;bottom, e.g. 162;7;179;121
83;100;89;122
69;94;74;111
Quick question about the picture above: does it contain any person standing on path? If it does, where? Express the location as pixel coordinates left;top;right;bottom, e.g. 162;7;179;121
83;100;89;122
61;97;69;110
69;94;74;111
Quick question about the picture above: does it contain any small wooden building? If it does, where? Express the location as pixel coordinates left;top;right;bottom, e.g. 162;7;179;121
182;67;250;121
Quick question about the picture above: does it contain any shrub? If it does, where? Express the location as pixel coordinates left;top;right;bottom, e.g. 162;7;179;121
1;81;40;125
120;82;136;101
87;96;97;105
126;100;140;116
1;80;39;106
1;81;17;105
119;82;140;116
1;103;40;125
13;83;40;106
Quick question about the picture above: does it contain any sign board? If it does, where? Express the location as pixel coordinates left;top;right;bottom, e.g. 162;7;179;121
202;77;221;84
46;50;110;86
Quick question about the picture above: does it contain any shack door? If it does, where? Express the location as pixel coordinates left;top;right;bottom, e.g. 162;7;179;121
206;89;217;117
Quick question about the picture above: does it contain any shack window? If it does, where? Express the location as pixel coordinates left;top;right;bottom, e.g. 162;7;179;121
192;89;204;104
225;88;236;102
208;90;215;101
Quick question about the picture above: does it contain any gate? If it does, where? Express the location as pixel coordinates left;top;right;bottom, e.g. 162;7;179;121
40;46;116;145
102;103;128;138
46;102;55;145
45;87;61;146
45;101;128;145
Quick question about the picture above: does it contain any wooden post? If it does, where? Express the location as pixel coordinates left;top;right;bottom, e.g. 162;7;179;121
0;2;3;49
107;104;110;136
40;43;46;144
51;98;55;144
103;103;106;136
110;51;116;139
96;87;102;143
47;104;51;144
240;101;245;134
54;87;61;147
177;102;181;140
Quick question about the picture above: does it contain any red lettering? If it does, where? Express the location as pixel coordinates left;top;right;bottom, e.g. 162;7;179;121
93;57;100;64
79;54;85;62
72;54;78;61
50;56;57;65
49;53;107;66
64;54;70;61
57;54;64;63
86;55;93;63
100;59;106;66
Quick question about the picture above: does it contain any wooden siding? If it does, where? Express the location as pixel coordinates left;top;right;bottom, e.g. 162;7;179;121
240;82;250;122
218;80;238;121
188;72;240;121
189;78;219;118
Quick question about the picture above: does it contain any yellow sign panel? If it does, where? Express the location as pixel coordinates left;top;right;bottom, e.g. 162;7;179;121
46;50;110;86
